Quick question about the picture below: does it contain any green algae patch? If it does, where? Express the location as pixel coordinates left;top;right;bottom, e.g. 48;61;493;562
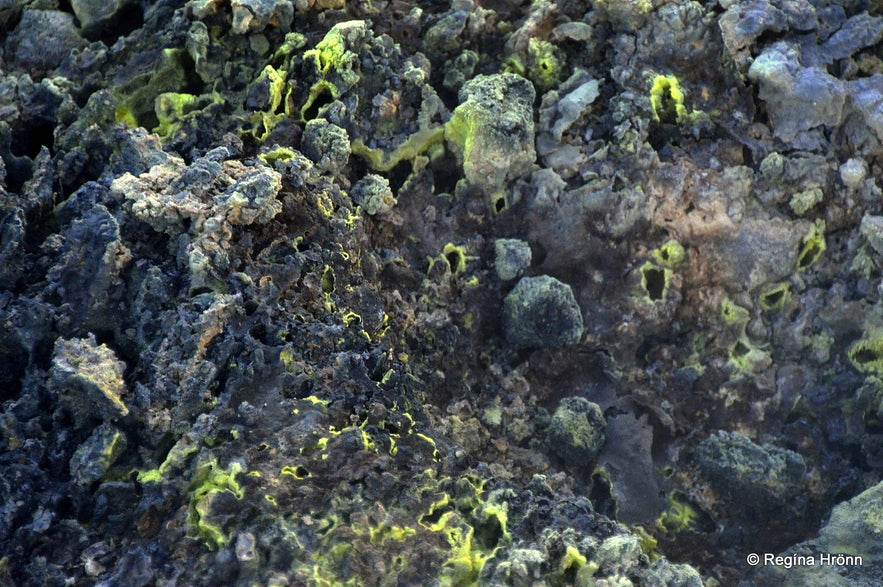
297;472;511;587
759;283;791;311
435;480;511;587
427;243;471;280
280;464;310;479
527;38;566;91
258;146;297;166
721;298;750;328
299;21;367;121
789;186;824;215
559;544;589;574
729;337;771;374
441;525;488;587
154;92;198;138
321;265;335;294
648;74;711;129
113;48;194;133
443;243;468;275
270;31;307;63
249;64;292;140
796;220;826;271
652;239;686;267
632;526;660;562
351;126;445;171
155;91;224;140
655;492;700;534
137;435;199;483
650;75;687;124
304;23;355;76
300;79;337;121
187;459;244;549
849;332;883;375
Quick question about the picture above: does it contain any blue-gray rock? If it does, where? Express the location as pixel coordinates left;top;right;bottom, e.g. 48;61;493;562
50;335;130;429
5;10;86;76
822;12;883;62
352;174;395;215
748;42;846;143
848;75;883;144
840;158;868;190
446;73;536;196
860;215;883;256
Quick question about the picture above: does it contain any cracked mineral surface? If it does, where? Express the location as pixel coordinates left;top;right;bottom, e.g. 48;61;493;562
1;1;883;586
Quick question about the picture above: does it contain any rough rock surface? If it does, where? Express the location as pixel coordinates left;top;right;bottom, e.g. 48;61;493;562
503;275;584;350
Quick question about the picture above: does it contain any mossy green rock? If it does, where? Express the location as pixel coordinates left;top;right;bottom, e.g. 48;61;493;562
749;481;883;586
445;73;536;196
352;173;395;215
816;480;883;563
69;424;126;485
50;335;129;429
502;275;583;350
301;119;350;175
696;431;806;516
548;397;606;464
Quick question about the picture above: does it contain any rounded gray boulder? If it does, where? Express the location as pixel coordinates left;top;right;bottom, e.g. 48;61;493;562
548;397;607;464
502;275;583;350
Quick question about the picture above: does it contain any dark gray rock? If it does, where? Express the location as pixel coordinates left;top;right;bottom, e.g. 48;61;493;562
840;158;868;190
0;0;23;33
45;205;131;332
696;430;806;516
70;0;136;38
860;215;883;256
96;547;154;587
502;275;583;350
69;424;126;485
5;10;86;76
